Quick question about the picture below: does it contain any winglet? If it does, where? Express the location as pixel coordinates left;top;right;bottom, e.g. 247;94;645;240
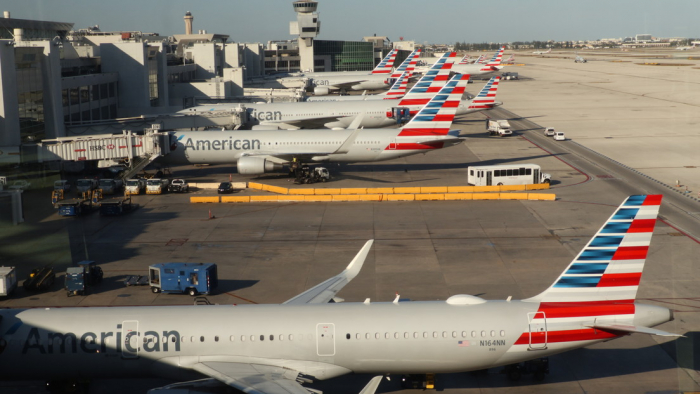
283;240;374;305
333;114;365;154
359;376;383;394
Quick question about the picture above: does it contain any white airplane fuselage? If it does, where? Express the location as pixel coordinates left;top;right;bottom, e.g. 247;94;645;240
0;300;671;382
182;99;481;130
164;128;461;166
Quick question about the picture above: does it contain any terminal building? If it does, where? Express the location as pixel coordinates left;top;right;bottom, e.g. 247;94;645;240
0;2;414;170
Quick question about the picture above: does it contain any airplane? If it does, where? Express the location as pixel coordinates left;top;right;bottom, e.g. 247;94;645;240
304;70;411;102
451;46;505;76
275;49;420;96
532;48;551;55
178;53;502;130
676;44;696;51
574;54;587;63
503;54;515;63
0;195;678;394
164;73;472;175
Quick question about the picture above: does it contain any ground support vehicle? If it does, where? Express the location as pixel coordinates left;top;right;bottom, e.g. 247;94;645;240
125;178;146;195
97;179;123;195
99;196;134;216
486;119;513;137
65;261;103;296
75;179;97;195
168;179;190;193
294;166;331;184
401;374;436;389
501;71;519;80
0;266;17;297
554;131;566;141
467;164;551;186
54;180;71;192
23;266;55;292
54;190;93;216
544;127;556;136
149;263;218;296
146;178;169;194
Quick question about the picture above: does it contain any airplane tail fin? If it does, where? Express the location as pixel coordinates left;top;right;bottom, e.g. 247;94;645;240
525;195;662;303
371;49;398;74
382;71;410;99
458;54;470;65
474;54;486;64
468;76;500;109
399;52;457;106
390;49;421;78
398;73;470;137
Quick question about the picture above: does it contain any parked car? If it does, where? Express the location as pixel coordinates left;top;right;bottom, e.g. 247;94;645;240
544;127;556;137
217;182;234;194
554;131;566;141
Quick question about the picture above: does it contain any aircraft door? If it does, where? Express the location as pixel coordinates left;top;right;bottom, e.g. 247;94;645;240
527;312;547;350
122;320;140;359
316;323;335;356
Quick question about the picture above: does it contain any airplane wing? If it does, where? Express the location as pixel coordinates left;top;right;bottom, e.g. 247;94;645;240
192;362;309;394
261;115;345;130
283;240;373;305
328;79;370;90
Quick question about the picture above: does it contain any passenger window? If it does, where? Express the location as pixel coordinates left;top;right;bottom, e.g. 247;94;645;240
500;330;506;337
490;331;496;337
413;332;419;339
365;333;371;340
471;331;476;338
356;333;361;340
279;335;284;341
215;336;219;342
404;332;409;339
241;336;246;342
423;332;428;338
452;331;457;338
375;333;380;339
250;335;255;342
260;335;265;341
200;336;204;342
385;333;390;339
346;333;351;340
230;335;235;342
481;331;486;337
442;331;448;338
289;334;294;341
394;332;399;339
433;332;438;338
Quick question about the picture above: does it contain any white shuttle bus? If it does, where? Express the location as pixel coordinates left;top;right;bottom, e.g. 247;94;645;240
467;163;551;186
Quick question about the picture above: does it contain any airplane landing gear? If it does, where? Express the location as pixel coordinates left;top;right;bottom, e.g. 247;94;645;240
502;357;549;382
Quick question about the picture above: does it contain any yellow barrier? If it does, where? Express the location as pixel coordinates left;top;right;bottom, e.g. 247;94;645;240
367;187;394;194
394;187;421;194
248;182;264;190
288;189;315;195
340;188;367;194
305;195;333;202
526;183;550;190
221;196;250;203
447;186;475;193
528;193;556;201
472;193;499;200
278;195;305;202
190;196;220;203
332;195;362;201
250;195;280;202
444;193;473;200
415;194;445;201
420;187;448;194
387;194;415;201
314;188;341;195
500;193;529;200
499;185;526;191
266;185;289;195
476;186;500;193
359;194;383;201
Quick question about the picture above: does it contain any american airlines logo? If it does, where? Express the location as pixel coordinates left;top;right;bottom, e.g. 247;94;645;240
180;136;261;151
21;327;182;355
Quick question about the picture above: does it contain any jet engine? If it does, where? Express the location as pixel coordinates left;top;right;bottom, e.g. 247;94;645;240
237;156;284;175
313;86;331;96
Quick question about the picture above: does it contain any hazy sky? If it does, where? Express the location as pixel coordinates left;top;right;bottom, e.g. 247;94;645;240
7;0;700;44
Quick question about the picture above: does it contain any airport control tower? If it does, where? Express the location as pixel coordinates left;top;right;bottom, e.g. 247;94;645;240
184;11;193;35
290;1;320;72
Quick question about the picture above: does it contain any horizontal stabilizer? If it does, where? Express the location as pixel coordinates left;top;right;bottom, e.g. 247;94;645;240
587;323;683;337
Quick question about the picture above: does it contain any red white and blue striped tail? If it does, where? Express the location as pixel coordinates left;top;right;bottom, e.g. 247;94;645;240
480;46;505;71
383;72;410;99
526;195;663;303
390;48;421;78
398;73;470;137
399;52;457;108
371;49;398;74
468;76;500;109
458;54;470;65
474;54;486;64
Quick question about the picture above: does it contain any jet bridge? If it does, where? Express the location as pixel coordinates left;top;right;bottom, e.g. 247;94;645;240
38;127;172;177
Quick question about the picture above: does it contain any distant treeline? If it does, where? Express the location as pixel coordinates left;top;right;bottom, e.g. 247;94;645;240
454;38;700;50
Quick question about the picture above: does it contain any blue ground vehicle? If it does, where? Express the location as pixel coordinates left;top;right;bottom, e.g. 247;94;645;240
148;263;218;296
65;261;103;296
